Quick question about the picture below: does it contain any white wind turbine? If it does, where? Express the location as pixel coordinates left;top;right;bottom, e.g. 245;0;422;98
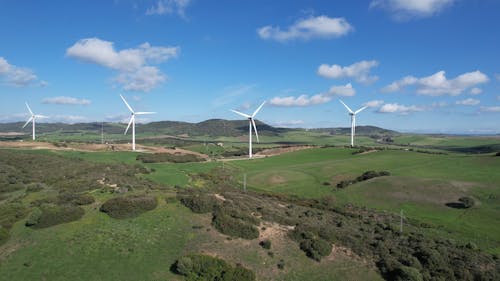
120;94;155;151
339;100;367;147
230;101;266;158
22;102;48;141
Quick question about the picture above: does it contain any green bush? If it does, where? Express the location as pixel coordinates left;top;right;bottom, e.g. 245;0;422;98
299;238;332;261
57;193;95;205
100;195;157;219
136;153;204;163
179;194;218;214
173;254;255;281
26;204;85;228
260;239;272;249
212;211;259;240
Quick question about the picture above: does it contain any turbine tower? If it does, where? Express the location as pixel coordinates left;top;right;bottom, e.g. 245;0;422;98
22;102;48;141
230;101;266;158
339;100;367;147
120;94;155;151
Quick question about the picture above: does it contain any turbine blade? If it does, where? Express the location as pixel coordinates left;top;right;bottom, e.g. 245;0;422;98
135;111;156;115
124;116;133;135
355;106;368;114
251;119;259;143
25;102;33;115
22;117;33;128
339;100;354;114
252;101;266;117
230;109;251;118
120;94;134;113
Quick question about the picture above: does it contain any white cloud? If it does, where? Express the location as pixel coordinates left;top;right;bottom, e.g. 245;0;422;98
146;0;191;18
49;115;91;123
42;96;91;105
456;98;480;106
269;83;355;107
66;38;179;92
382;70;489;96
480;106;500;113
317;60;379;84
378;103;425;114
0;56;41;87
272;120;305;127
257;15;353;42
370;0;454;20
470;87;482;95
363;100;384;108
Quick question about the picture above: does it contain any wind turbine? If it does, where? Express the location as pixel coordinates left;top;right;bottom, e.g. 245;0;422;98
22;102;48;141
339;100;367;147
230;101;266;158
120;94;155;151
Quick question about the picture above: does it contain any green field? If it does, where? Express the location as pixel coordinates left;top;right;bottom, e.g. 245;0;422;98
1;133;500;280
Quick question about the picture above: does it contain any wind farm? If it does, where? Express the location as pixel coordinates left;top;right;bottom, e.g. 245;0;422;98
1;1;500;281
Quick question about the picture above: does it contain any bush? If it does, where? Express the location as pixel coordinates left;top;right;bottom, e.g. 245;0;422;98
26;204;85;228
179;194;218;214
337;171;390;189
173;254;255;281
57;193;95;205
212;211;259;240
260;239;272;249
458;196;475;208
136;153;204;163
100;195;157;219
299;238;332;261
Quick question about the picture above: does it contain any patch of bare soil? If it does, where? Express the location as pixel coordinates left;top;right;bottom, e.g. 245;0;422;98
0;141;208;159
256;145;313;156
269;175;286;184
358;149;378;155
214;194;226;201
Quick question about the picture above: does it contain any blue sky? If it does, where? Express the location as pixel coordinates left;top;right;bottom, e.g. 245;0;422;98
1;0;499;134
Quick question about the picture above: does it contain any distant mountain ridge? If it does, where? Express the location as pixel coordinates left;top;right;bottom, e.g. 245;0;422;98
0;120;397;137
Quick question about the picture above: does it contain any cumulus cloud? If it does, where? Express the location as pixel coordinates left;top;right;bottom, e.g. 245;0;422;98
378;103;425;114
382;70;489;96
257;15;353;42
0;56;41;87
269;83;355;107
66;38;179;92
370;0;454;20
480;106;500;113
469;87;482;95
146;0;191;18
363;100;384;108
317;60;379;84
42;96;91;105
456;98;480;106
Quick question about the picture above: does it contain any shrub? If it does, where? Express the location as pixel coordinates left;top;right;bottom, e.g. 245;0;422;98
27;204;85;228
173;254;255;281
57;193;95;205
212;211;259;240
260;239;272;249
277;259;285;270
179;194;218;214
458;196;475;208
299;238;332;261
136;153;204;163
100;195;157;219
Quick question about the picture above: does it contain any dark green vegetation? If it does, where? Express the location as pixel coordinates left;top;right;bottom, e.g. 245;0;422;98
136;152;204;163
100;195;158;219
174;254;255;281
337;170;391;188
25;204;84;228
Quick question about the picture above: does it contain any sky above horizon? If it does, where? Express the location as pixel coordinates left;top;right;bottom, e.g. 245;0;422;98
1;0;500;134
